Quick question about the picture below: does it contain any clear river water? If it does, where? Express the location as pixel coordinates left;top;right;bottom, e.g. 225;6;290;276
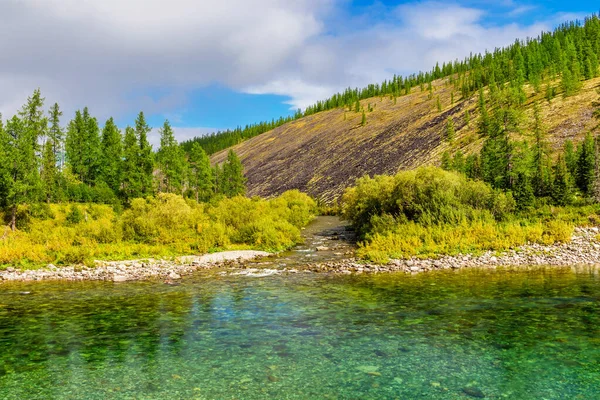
0;218;599;399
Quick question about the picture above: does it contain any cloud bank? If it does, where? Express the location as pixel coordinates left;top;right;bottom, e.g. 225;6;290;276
0;0;564;137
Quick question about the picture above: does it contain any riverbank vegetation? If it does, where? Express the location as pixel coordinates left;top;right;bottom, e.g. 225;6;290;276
342;168;594;263
0;191;317;269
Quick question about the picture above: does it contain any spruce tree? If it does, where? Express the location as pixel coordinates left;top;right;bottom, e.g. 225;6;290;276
513;171;535;210
593;88;600;128
222;150;246;197
436;96;442;112
188;142;214;202
83;107;102;184
531;103;550;197
157;120;186;193
40;139;57;202
441;151;452;171
452;150;465;173
121;126;141;201
2;115;41;230
564;140;578;177
0;115;9;208
66;110;86;182
576;132;596;196
135;112;154;197
361;111;366;126
465;154;481;180
445;117;455;142
552;155;571;206
47;103;63;168
99;117;123;194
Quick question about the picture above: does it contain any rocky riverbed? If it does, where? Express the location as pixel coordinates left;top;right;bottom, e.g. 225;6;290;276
4;227;600;282
0;251;271;282
303;227;600;274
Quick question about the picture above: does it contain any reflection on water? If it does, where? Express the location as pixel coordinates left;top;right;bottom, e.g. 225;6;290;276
1;267;599;399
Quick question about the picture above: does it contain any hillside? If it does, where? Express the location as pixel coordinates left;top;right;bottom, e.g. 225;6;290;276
212;77;600;202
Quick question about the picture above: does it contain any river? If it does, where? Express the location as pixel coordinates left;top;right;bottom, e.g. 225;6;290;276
0;217;599;399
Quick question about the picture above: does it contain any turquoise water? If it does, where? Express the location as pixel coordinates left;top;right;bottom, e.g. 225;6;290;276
1;267;600;399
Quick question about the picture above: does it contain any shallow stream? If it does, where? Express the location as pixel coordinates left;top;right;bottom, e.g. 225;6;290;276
0;218;599;399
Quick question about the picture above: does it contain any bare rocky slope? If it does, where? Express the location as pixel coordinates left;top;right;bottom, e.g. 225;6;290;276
212;77;600;202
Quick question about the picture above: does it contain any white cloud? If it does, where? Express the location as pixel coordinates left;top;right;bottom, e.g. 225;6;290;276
0;0;575;139
148;127;216;148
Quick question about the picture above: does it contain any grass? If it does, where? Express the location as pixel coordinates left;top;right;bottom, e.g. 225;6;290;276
0;190;318;270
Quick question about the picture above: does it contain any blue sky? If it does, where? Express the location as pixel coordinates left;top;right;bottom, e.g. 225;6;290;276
0;0;599;145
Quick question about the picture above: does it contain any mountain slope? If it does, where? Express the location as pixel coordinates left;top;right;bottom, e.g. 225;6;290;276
212;77;600;202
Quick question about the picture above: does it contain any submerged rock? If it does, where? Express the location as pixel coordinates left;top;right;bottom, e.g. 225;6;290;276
462;387;486;398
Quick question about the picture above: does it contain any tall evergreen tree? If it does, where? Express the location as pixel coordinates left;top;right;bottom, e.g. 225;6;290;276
135;112;154;197
564;139;578;178
40;139;57;202
99;117;123;193
576;132;596;196
2;115;41;230
121;127;141;201
83;108;102;184
188;142;214;202
552;155;571;206
531;103;550;196
47;103;63;168
157;120;186;193
445;117;455;142
441;151;452;171
222;150;246;197
65;110;86;182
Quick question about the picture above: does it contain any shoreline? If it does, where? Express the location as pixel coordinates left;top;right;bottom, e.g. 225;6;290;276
306;227;600;274
3;227;600;282
0;251;271;283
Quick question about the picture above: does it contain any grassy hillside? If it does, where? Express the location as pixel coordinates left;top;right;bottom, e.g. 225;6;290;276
212;76;600;202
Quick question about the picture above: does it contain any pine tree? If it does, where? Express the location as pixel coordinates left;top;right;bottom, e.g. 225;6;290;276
361;111;366;126
513;171;535;210
65;107;101;185
135;112;154;197
40;139;57;202
121;126;141;201
436;96;442;112
188;142;214;202
66;110;86;182
47;103;63;168
354;100;360;113
552;155;571;206
564;140;578;177
445;117;455;142
2;115;41;230
477;89;490;137
0;115;9;208
222;150;246;197
465;154;481;180
452;150;465;173
99;117;122;194
464;110;470;127
531;103;550;197
576;132;596;196
157;120;186;193
592;88;600;129
83;107;102;184
441;151;452;171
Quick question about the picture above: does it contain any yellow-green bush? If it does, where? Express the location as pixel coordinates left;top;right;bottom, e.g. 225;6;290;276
344;167;583;263
0;191;317;268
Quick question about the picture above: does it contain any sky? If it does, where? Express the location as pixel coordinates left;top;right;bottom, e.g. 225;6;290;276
0;0;598;146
